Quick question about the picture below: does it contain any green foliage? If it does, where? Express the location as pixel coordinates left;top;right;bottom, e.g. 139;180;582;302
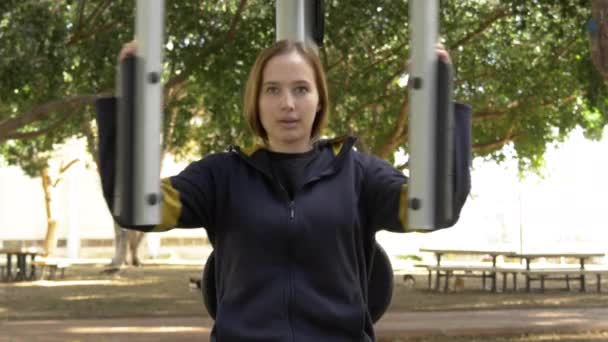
444;0;603;171
0;0;606;176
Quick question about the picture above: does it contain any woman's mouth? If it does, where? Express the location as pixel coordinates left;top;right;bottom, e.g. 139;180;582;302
278;119;299;128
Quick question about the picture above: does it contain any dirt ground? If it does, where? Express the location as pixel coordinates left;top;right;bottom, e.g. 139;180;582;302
3;264;608;320
2;264;608;341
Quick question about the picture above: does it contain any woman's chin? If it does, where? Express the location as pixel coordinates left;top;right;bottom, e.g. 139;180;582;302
269;133;310;151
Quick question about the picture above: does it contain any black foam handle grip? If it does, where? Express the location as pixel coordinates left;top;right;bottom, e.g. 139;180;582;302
313;0;324;47
434;58;455;228
114;55;137;224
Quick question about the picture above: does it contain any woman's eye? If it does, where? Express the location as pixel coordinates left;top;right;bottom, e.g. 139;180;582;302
265;87;279;94
294;86;309;94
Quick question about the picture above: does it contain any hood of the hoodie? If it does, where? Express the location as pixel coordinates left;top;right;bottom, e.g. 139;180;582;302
228;135;358;184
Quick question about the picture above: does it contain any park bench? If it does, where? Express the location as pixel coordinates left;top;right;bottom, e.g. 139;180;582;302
514;252;607;293
31;258;70;280
494;264;527;292
418;248;519;292
416;264;499;292
522;267;608;293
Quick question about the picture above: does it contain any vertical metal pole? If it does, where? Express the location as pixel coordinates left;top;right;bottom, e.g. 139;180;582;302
134;0;164;225
276;0;306;42
408;0;438;230
115;0;164;226
275;0;323;48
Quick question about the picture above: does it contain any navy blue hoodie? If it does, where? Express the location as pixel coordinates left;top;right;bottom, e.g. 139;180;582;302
96;97;471;341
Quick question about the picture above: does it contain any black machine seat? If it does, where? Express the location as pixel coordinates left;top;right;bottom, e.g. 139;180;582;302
199;242;394;324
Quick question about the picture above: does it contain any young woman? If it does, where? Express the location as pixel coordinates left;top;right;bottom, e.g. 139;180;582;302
96;39;471;342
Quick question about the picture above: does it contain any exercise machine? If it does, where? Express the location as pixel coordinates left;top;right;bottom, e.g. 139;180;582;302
114;0;466;323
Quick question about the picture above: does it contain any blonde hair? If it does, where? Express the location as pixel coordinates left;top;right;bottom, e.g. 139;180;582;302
243;40;329;143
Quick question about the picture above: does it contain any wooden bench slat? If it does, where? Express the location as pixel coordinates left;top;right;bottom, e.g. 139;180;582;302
523;268;608;275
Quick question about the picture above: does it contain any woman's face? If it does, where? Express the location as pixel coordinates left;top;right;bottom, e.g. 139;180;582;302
258;51;320;153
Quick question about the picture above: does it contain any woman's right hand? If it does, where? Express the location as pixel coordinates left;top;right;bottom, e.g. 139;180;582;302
118;40;138;62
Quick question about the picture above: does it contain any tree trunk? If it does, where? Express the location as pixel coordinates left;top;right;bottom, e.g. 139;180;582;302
40;168;58;257
591;0;608;79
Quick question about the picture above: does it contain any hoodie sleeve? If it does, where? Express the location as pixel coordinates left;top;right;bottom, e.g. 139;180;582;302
362;102;472;233
361;155;410;233
448;102;472;227
95;96;118;215
94;97;216;233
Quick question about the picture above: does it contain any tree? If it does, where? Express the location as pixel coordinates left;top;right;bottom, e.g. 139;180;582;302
161;0;607;171
3;1;606;168
1;0;134;262
39;158;79;257
590;0;608;80
0;0;256;266
1;138;79;256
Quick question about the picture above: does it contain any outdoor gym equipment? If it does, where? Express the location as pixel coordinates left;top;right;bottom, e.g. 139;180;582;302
114;0;457;231
113;0;462;324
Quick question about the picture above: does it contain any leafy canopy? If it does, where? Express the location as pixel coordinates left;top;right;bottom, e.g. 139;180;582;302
0;0;605;175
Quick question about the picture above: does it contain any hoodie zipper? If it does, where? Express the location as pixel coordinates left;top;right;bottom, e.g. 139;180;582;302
287;199;296;341
276;179;296;341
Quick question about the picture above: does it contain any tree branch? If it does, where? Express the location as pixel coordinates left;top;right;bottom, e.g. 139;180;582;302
59;158;80;175
52;158;80;188
361;41;408;74
0;95;100;142
555;35;580;59
76;0;87;30
395;160;409;172
3;112;75;141
65;0;113;46
160;0;247;108
81;113;99;168
375;97;409;159
345;92;394;126
473;93;580;123
450;6;511;49
473;110;508;121
162;81;189;156
164;73;189;101
68;22;122;47
473;129;520;154
225;0;248;43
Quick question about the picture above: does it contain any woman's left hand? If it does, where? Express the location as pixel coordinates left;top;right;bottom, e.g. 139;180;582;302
436;42;451;64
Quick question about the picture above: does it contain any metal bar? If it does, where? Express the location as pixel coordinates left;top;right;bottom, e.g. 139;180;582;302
275;0;323;49
115;0;164;226
407;0;438;230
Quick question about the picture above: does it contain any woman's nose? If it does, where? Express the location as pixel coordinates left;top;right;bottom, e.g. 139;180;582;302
280;92;295;110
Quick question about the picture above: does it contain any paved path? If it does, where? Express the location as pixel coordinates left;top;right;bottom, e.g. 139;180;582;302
2;307;608;341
